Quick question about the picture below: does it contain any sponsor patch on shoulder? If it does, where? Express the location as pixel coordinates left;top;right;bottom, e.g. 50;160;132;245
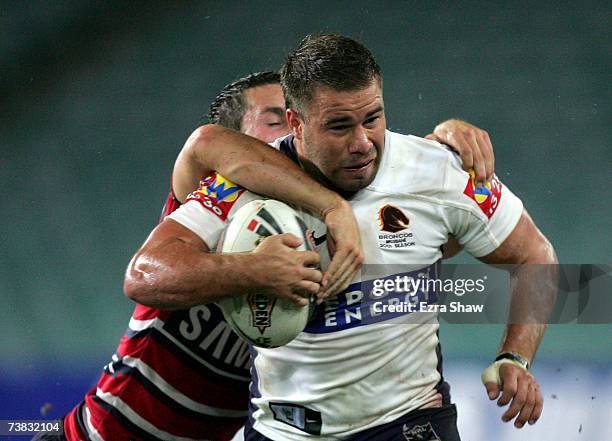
186;172;245;221
463;170;502;218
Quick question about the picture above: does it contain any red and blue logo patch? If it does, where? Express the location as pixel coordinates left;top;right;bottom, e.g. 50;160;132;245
186;172;245;221
463;170;502;218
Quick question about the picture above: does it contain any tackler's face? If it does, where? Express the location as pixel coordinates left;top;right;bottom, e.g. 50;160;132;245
288;79;386;194
241;84;289;143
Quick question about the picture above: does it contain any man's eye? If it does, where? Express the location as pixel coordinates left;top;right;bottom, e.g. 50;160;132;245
364;116;380;126
330;125;349;131
267;122;281;127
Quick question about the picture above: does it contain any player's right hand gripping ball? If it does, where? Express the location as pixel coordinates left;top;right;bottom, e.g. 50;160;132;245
216;199;315;348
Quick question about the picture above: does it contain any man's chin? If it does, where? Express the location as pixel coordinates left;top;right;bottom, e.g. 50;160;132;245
333;174;376;195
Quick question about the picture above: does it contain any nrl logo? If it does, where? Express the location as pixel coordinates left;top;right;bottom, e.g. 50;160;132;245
402;422;441;441
247;293;276;335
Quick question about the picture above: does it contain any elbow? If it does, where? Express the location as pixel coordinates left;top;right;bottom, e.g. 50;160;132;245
541;236;558;265
521;210;558;265
190;123;251;177
122;253;184;310
123;273;139;303
189;123;225;147
181;124;225;165
528;232;558;265
189;123;234;164
123;256;151;305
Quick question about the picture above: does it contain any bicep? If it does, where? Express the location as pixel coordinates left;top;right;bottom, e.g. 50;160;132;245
140;218;211;255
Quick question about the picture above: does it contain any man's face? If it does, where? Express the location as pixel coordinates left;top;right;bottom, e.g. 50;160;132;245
289;80;386;194
241;84;288;143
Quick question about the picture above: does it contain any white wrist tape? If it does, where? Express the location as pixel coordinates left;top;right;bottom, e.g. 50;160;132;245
481;359;527;386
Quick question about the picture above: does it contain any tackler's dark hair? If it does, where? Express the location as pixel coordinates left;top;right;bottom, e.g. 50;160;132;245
206;71;281;130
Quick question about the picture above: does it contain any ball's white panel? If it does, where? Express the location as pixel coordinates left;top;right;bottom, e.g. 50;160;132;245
216;199;314;348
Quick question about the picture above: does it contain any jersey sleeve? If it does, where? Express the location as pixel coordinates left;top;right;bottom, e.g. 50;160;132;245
166;172;247;249
158;190;182;223
444;158;524;258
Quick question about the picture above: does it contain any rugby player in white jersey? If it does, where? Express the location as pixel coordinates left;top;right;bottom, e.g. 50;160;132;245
129;35;557;440
126;35;557;441
33;68;496;441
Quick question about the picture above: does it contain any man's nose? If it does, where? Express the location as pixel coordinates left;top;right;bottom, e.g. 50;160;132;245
348;126;373;154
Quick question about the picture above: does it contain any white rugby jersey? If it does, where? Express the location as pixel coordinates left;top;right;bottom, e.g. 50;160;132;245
168;130;523;440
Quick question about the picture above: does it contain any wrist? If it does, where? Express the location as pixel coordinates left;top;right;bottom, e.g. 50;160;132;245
495;351;530;370
212;252;261;297
319;194;349;221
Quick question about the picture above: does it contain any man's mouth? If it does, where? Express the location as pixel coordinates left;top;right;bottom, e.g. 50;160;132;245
343;158;374;172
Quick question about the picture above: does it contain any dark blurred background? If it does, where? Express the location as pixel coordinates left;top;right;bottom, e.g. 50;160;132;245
1;1;610;439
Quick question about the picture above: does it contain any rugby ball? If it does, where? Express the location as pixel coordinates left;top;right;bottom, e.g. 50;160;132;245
216;199;316;348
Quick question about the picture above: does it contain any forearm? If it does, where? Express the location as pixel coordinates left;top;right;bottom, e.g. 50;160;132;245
124;238;257;310
173;124;343;217
498;325;546;366
499;244;559;364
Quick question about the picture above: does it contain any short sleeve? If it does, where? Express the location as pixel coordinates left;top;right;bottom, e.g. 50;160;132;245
166;172;249;249
446;168;523;258
167;201;226;249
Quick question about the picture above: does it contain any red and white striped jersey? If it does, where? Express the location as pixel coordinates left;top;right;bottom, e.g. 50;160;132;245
64;181;251;441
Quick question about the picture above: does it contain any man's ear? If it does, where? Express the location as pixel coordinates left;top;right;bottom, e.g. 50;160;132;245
287;108;303;140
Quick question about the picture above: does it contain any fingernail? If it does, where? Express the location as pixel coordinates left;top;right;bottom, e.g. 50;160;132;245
488;392;495;399
515;422;523;428
528;419;535;425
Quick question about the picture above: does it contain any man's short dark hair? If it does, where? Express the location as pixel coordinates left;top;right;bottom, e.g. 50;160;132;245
206;71;280;130
280;34;382;115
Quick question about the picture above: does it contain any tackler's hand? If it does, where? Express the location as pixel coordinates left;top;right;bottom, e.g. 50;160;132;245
426;119;494;186
317;199;364;303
